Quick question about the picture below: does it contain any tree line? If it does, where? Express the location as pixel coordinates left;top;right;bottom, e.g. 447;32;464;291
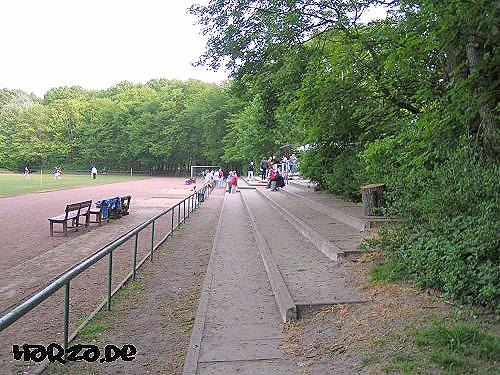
0;79;233;174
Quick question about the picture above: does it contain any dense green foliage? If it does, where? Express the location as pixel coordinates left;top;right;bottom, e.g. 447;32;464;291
0;80;231;173
191;0;499;309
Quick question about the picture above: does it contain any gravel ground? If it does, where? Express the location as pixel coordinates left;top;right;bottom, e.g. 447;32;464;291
44;189;224;374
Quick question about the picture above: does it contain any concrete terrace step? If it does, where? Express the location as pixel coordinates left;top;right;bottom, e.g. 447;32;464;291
280;186;367;231
288;178;317;190
285;185;397;229
260;187;371;255
256;188;346;260
183;193;295;374
237;177;257;190
240;192;297;323
241;177;267;187
241;189;365;315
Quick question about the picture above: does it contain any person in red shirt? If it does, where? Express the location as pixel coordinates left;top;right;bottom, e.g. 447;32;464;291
267;170;276;188
230;171;238;193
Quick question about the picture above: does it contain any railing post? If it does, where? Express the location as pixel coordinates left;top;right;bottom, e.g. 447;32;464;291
171;208;174;235
107;252;113;311
150;221;155;262
63;282;70;360
183;200;186;223
177;203;180;226
133;233;138;281
188;195;191;219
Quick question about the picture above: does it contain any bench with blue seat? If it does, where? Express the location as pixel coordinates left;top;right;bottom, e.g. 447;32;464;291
89;196;131;224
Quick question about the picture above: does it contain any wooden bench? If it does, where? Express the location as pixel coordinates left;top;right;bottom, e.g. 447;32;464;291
88;204;104;225
48;200;92;236
120;196;131;216
89;195;131;224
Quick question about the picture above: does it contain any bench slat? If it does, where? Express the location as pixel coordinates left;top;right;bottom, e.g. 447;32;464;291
49;212;78;222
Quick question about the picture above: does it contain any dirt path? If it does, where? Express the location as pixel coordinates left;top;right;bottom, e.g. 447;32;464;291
282;251;499;374
44;189;225;374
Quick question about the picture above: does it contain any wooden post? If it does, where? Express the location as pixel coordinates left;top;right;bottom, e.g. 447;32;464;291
361;183;385;216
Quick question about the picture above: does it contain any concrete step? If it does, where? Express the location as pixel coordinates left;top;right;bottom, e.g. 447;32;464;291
241;177;267;187
288;179;317;190
236;177;257;190
280;187;367;231
285;185;397;229
183;193;295;374
241;190;366;316
256;188;345;260
259;188;370;255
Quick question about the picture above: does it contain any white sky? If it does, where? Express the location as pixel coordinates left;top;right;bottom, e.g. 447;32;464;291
0;1;387;98
0;0;227;97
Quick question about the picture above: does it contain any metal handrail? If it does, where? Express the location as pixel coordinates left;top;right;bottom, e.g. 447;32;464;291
0;182;213;358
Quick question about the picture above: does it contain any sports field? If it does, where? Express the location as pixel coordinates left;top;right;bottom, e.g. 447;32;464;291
0;172;146;197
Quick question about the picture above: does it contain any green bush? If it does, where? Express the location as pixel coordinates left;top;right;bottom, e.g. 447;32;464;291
366;137;499;311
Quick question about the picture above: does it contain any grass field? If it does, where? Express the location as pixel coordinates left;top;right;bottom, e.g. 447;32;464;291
0;173;147;197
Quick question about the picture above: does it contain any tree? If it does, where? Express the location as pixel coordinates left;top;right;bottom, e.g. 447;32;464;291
189;0;398;73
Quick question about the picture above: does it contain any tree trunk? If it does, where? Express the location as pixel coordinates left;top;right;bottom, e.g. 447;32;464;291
362;183;385;216
466;33;498;153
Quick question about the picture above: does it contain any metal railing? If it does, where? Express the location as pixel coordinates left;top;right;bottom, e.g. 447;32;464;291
0;183;213;360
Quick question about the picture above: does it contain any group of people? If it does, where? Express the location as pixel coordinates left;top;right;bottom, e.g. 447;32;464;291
244;155;293;191
23;165;62;180
266;168;285;191
257;155;295;181
23;165;101;180
203;168;224;189
203;168;239;193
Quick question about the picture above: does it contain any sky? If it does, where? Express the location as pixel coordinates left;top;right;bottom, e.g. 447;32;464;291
0;0;228;97
0;1;388;98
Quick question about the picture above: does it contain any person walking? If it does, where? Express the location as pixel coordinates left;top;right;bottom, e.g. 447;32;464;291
91;165;97;180
230;171;238;193
226;172;232;193
24;166;30;180
247;161;254;180
54;166;61;180
260;158;267;180
213;169;221;188
218;168;224;188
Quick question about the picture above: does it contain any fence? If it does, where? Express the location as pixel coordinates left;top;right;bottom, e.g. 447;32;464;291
0;183;213;365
